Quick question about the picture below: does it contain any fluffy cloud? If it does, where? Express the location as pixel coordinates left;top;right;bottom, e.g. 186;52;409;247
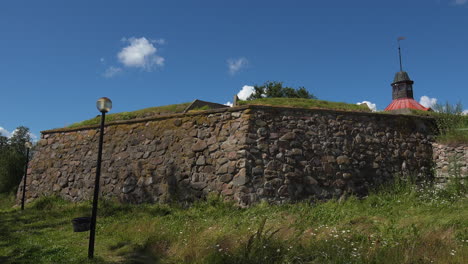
463;110;468;115
0;127;38;141
454;0;468;5
227;57;248;75
419;96;438;108
103;66;122;78
357;101;377;112
237;85;255;100
224;102;233;107
0;127;11;137
118;37;164;70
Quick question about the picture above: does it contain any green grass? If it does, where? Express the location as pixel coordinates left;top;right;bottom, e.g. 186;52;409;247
238;98;371;112
67;103;191;129
65;98;370;130
1;180;467;264
410;110;468;144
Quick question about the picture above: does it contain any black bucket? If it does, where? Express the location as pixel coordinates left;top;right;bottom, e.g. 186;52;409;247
72;217;91;232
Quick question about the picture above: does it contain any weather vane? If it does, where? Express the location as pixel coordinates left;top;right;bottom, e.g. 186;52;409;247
397;36;406;72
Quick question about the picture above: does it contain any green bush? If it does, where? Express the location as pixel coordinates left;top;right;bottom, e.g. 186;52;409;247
433;102;468;143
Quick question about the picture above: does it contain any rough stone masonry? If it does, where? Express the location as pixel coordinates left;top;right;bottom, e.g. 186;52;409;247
18;105;438;207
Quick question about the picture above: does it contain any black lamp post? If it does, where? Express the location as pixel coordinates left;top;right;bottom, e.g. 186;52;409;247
88;97;112;259
21;141;33;210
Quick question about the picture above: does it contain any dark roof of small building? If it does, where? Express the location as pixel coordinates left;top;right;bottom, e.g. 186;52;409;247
183;99;229;113
392;71;412;83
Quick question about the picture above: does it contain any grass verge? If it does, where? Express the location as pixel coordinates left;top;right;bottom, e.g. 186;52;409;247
238;98;371;112
1;180;467;264
67;103;191;129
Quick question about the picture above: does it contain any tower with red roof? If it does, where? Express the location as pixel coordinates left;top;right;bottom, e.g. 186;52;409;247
384;38;431;113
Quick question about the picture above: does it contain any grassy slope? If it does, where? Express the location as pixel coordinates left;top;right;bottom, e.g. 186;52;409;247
238;98;371;112
64;98;369;130
67;103;191;129
1;182;467;264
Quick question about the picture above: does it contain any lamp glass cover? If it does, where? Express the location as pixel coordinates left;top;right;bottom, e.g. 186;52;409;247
96;97;112;113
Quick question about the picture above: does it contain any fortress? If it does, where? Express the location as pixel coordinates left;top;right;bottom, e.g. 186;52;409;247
18;104;462;207
18;39;468;206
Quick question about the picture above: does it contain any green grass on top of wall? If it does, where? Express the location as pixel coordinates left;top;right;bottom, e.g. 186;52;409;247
410;110;468;144
67;103;191;129
66;98;370;130
238;98;371;112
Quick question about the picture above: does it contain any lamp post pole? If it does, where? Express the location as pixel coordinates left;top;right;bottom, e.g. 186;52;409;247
88;97;112;259
21;142;32;210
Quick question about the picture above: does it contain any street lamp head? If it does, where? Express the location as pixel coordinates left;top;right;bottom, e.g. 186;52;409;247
96;97;112;113
25;142;32;149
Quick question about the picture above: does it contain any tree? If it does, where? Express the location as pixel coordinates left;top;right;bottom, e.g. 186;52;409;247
247;81;316;100
9;126;31;156
0;126;33;193
0;135;8;149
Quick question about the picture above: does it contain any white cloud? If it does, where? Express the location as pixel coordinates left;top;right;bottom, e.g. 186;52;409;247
151;38;166;45
103;66;122;78
454;0;468;5
237;85;255;100
28;132;38;142
419;96;437;108
0;127;38;141
227;57;248;75
224;102;233;107
357;101;377;112
118;37;164;70
0;127;11;137
463;109;468;115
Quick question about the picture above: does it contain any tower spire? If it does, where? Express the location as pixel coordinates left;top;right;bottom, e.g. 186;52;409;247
397;36;405;72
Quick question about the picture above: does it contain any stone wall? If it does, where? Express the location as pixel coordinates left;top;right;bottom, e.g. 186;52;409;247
18;106;437;207
238;107;436;205
18;108;251;205
432;143;468;186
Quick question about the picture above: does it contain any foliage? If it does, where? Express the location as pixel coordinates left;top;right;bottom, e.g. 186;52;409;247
239;97;371;112
0;126;33;194
67;102;191;128
1;178;467;264
410;101;468;143
432;101;468;143
247;81;317;100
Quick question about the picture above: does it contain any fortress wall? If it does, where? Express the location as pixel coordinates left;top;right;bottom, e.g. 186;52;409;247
237;107;436;205
18;106;438;206
18;108;251;205
432;143;468;186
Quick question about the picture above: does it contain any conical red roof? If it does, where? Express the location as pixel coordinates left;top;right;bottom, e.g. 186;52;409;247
384;98;429;111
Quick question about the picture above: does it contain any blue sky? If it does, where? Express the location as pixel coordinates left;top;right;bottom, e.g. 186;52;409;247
1;0;467;140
